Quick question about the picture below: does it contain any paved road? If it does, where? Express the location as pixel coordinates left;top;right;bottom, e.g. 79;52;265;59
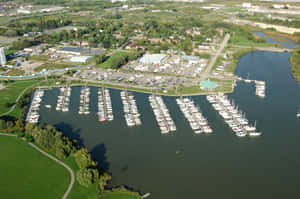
201;34;230;80
0;133;75;199
29;143;75;199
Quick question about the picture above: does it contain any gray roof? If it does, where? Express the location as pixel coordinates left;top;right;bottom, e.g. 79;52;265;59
182;55;200;61
139;54;167;64
60;47;106;56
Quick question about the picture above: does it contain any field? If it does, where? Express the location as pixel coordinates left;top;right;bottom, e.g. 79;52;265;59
0;79;42;117
0;136;69;199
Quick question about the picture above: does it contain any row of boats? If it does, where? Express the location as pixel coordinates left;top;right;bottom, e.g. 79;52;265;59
56;87;71;112
176;98;212;134
207;94;262;137
149;95;176;134
98;88;113;122
255;81;266;98
26;89;44;124
121;91;141;126
78;86;90;115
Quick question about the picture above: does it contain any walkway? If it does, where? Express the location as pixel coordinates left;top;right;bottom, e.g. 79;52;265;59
0;133;75;199
0;80;45;117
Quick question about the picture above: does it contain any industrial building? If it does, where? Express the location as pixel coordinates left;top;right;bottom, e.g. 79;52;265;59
70;56;92;63
0;48;7;66
138;54;167;64
57;47;105;56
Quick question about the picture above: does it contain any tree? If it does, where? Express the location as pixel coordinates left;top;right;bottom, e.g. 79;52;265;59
0;119;7;130
77;168;99;187
98;172;111;193
74;148;96;169
110;55;126;69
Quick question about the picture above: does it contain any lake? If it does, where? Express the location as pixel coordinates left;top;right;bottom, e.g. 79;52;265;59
38;34;300;199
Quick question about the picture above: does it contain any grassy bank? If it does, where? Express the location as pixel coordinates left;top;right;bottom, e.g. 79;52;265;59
0;135;69;199
0;79;42;117
290;47;300;83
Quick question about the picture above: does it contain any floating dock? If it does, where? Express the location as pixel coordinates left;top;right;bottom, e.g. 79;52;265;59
207;93;262;137
56;87;71;112
98;87;113;122
121;90;141;126
176;98;212;134
78;86;90;115
149;95;176;134
26;89;44;124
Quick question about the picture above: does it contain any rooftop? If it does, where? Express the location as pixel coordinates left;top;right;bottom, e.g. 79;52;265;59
139;54;167;64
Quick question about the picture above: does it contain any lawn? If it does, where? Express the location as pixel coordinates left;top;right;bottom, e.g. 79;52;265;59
0;136;70;199
95;51;139;69
0;78;42;117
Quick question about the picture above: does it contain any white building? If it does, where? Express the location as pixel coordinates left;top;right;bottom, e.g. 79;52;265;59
0;48;7;66
138;54;167;64
70;56;92;63
17;8;32;14
111;0;127;3
242;3;252;8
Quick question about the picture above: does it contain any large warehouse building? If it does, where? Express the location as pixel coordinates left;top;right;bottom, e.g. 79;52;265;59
138;54;167;64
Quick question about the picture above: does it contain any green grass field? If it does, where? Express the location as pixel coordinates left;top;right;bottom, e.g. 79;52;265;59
0;136;69;199
0;79;42;117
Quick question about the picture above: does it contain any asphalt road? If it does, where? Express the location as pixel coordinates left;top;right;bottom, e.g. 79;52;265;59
201;33;230;81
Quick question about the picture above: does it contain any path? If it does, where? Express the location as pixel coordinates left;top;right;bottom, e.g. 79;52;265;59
0;133;75;199
201;34;230;80
0;80;45;117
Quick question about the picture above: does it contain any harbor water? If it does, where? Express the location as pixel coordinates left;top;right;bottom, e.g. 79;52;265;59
38;35;300;199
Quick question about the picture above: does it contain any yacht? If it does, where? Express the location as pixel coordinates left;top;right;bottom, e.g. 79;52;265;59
248;132;262;137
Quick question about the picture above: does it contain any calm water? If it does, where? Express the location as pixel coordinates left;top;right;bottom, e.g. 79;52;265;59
38;36;300;199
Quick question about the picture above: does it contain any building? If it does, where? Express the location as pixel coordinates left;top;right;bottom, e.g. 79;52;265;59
57;47;105;56
242;3;252;8
182;55;200;64
0;48;7;66
70;56;92;63
138;54;167;64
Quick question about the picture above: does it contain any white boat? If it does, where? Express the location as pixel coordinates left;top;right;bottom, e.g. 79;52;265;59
248;132;262;137
45;105;51;109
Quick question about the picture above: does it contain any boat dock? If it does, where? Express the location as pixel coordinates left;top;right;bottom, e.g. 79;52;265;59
176;98;212;134
239;77;266;98
255;80;266;98
97;87;113;122
78;86;90;115
26;89;44;124
56;87;71;112
207;93;262;137
121;90;141;126
149;95;176;134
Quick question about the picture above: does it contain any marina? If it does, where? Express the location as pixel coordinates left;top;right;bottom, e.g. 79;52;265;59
97;87;113;122
149;95;176;134
56;86;71;112
78;86;90;115
176;97;212;134
120;90;141;126
26;89;44;124
207;93;261;137
34;32;300;199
